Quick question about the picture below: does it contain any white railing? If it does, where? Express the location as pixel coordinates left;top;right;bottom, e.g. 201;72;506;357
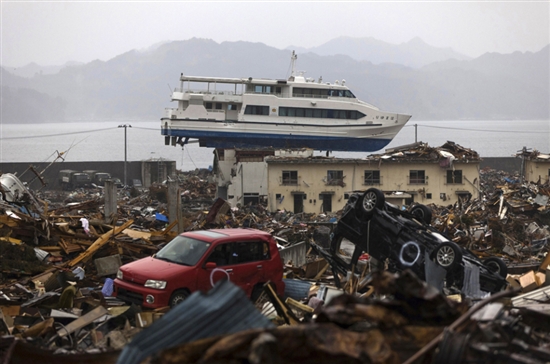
174;88;241;96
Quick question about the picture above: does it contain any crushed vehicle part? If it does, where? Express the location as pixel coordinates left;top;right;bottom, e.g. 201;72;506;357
313;188;508;294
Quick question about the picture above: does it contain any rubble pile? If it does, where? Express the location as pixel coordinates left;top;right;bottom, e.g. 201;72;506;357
425;166;550;272
1;162;550;363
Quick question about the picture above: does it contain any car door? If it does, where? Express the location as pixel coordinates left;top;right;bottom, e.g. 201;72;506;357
198;240;268;296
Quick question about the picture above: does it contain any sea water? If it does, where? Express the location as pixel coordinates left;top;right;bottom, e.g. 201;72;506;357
0;120;548;171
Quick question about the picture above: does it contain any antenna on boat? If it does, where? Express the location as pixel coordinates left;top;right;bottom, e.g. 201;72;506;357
289;50;297;81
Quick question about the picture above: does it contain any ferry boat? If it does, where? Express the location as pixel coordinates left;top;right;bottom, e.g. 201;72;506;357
161;52;411;152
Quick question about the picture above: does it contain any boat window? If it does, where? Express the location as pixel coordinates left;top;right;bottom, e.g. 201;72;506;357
343;90;356;98
253;85;276;94
278;107;365;120
244;105;269;115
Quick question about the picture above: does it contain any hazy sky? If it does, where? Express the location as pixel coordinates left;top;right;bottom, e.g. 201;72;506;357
1;1;549;67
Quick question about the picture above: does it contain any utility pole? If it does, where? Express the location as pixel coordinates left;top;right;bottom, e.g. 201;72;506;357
118;124;132;186
414;123;418;143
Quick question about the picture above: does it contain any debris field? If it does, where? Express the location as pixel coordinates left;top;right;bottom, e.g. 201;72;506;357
1;163;550;364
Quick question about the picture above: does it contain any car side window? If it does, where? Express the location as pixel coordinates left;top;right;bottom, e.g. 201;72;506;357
207;241;271;266
206;244;229;266
231;241;270;264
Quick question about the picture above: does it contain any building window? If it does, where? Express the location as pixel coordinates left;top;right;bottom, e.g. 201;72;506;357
364;170;381;185
282;171;298;185
409;170;426;184
326;170;345;186
244;105;269;115
446;170;463;184
205;102;213;109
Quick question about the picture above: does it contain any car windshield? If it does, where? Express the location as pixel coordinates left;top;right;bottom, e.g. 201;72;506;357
155;236;210;266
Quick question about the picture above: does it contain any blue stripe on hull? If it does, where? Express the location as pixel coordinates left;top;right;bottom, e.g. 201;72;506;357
161;128;391;152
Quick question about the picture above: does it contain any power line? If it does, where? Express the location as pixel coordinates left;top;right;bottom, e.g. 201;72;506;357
0;127;118;140
404;124;544;134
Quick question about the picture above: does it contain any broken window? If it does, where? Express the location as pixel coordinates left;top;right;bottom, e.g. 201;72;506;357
282;171;298;185
327;170;345;186
364;170;381;185
409;170;426;184
446;170;463;184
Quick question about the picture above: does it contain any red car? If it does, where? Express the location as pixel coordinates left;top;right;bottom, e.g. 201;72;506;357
114;228;285;308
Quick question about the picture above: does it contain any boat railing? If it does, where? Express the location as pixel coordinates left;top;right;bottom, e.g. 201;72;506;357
292;93;330;99
174;88;242;96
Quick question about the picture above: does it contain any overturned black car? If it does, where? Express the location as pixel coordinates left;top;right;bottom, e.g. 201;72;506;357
314;188;508;294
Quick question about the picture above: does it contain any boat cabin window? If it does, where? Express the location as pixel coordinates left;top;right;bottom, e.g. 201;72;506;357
244;105;270;115
293;87;356;99
250;85;281;95
279;107;365;120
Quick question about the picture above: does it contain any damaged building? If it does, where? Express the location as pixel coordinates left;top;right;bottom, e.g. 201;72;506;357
213;141;482;214
517;147;550;184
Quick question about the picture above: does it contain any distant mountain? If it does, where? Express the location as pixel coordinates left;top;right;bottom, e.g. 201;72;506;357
1;38;548;123
1;68;66;123
288;36;471;68
2;61;84;78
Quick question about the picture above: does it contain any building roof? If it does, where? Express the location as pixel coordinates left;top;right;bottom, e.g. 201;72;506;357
516;148;550;162
265;141;481;164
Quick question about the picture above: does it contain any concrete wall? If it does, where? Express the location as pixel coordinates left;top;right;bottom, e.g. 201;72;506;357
378;161;480;205
525;160;550;184
480;157;522;174
267;159;481;213
1;161;150;190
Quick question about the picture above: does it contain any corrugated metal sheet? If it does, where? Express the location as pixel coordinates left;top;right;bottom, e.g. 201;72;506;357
283;278;312;301
511;285;550;307
116;280;274;364
279;241;307;267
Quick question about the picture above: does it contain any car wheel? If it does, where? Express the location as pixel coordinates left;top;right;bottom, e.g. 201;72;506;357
483;257;508;278
169;289;190;307
410;204;433;224
433;242;462;270
358;188;385;216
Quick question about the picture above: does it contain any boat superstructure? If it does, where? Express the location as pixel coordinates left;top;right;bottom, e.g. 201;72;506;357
161;52;411;152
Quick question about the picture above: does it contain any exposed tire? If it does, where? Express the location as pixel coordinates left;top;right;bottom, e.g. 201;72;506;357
483;257;508;278
358;188;385;216
410;204;433;224
169;289;190;307
433;242;462;270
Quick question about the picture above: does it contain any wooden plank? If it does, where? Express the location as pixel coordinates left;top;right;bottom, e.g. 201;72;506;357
67;220;133;267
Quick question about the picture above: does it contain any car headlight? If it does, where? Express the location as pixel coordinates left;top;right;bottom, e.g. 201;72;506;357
116;269;123;280
144;280;167;290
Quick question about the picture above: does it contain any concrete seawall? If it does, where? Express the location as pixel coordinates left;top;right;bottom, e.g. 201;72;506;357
0;161;143;190
1;157;522;191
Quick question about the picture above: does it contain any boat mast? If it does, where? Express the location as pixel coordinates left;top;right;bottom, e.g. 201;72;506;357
289;51;297;81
